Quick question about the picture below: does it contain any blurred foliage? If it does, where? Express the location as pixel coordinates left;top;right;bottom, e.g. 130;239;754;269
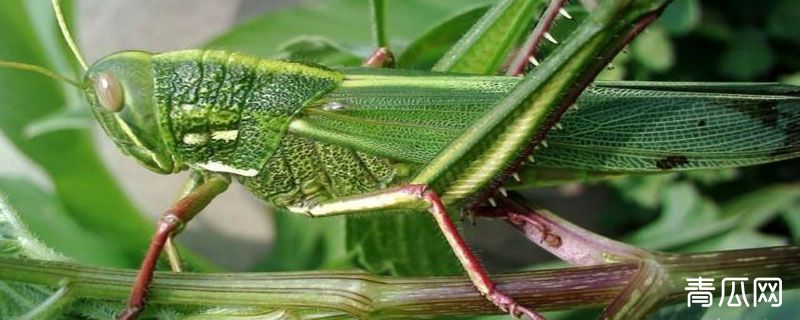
0;0;152;269
0;0;797;319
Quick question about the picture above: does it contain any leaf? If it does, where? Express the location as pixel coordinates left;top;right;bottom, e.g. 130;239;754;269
647;304;705;320
23;106;92;138
0;189;64;319
399;5;489;71
206;0;493;58
430;0;546;74
681;168;739;186
632;24;674;72
719;28;774;80
696;185;797;251
0;187;65;262
739;288;800;320
659;0;701;36
782;204;800;244
258;211;347;271
766;0;800;41
780;72;800;86
595;48;631;81
625;184;799;251
624;183;732;250
0;176;133;267
719;184;800;229
678;228;786;252
611;174;678;210
701;289;800;320
346;210;461;276
277;36;362;67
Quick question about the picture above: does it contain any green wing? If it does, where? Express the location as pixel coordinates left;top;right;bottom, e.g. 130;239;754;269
539;81;800;171
289;68;517;164
289;70;800;185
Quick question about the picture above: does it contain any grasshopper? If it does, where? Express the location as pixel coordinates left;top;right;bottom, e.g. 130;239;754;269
1;0;799;319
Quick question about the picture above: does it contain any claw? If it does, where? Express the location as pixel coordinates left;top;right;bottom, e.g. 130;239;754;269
512;304;543;320
486;290;545;320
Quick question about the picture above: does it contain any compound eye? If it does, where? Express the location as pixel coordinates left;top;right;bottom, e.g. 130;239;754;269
94;72;124;112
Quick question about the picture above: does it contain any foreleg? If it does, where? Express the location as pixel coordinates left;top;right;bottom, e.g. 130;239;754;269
117;173;230;320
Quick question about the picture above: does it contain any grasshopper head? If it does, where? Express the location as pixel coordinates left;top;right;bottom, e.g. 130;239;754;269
84;51;180;174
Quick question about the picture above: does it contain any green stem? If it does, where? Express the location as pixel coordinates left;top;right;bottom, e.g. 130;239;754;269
369;0;388;48
1;246;797;318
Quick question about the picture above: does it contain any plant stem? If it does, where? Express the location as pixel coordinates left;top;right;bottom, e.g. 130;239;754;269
495;196;651;266
0;246;797;318
487;195;799;319
369;0;388;48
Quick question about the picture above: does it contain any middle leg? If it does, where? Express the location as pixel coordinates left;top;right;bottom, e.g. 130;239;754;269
291;184;544;320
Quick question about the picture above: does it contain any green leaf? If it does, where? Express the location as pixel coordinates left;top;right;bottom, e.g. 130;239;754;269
611;174;678;210
0;188;64;319
23;106;92;138
596;49;631;80
780;72;800;86
399;5;488;71
659;0;701;35
719;184;800;229
0;176;132;266
632;24;674;72
782;204;800;244
258;212;347;271
430;0;545;74
766;0;800;41
277;36;362;67
681;169;739;186
719;28;774;80
679;228;786;252
206;0;493;58
647;304;705;320
0;187;64;262
703;289;800;320
624;183;733;250
625;184;799;251
347;210;461;276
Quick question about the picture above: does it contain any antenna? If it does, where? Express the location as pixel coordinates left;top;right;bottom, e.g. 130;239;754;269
51;0;88;70
0;61;82;87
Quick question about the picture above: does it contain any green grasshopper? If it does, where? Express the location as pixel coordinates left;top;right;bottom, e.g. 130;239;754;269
1;0;799;319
